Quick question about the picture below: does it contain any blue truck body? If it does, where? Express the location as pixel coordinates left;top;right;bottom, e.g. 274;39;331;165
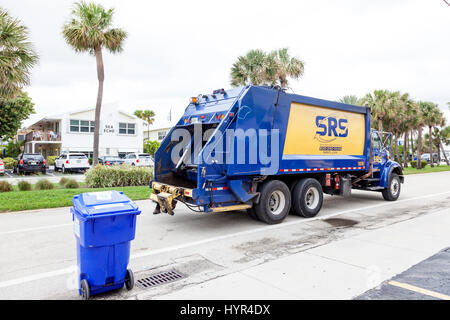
150;85;404;223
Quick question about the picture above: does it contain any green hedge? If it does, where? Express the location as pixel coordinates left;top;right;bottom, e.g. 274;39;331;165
2;157;17;170
85;164;153;188
410;160;428;168
47;156;59;166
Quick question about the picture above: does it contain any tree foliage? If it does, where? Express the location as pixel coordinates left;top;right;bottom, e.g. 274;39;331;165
0;7;38;99
0;91;35;140
230;48;304;88
144;140;160;157
134;109;156;141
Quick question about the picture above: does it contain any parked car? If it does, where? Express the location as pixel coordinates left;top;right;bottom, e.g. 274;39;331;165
124;153;154;167
421;153;438;163
0;158;4;175
14;153;46;175
55;153;90;173
99;156;125;166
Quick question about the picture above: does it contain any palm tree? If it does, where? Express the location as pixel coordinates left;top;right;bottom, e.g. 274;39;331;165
230;48;304;88
134;109;155;141
62;1;127;165
362;90;393;134
438;125;450;165
417;101;436;169
0;7;38;99
266;48;304;88
230;49;269;87
339;95;362;105
421;102;440;168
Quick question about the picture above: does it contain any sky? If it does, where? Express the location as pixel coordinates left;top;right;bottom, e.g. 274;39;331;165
2;0;450;128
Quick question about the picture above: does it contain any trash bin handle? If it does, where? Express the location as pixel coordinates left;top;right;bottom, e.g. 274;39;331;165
83;210;141;220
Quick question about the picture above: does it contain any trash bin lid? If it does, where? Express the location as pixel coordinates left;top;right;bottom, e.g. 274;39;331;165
72;190;140;217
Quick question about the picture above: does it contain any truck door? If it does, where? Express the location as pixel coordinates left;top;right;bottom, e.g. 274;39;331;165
371;131;387;173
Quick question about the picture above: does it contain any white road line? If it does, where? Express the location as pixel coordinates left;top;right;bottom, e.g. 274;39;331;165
0;190;450;289
0;223;72;236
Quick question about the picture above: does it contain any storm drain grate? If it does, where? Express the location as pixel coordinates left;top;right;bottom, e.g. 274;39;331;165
136;270;186;289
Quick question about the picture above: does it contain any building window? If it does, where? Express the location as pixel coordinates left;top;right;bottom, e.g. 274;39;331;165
119;123;136;135
70;120;94;133
158;130;167;140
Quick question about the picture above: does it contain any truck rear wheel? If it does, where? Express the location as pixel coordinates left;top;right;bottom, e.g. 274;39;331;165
254;180;291;224
292;178;323;218
382;173;401;201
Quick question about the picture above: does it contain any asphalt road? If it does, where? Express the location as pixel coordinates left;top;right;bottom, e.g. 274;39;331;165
0;171;449;299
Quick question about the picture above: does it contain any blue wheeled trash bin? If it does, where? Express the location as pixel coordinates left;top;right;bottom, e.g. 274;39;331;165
71;190;141;300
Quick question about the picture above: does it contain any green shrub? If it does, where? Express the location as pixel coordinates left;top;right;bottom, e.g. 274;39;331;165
59;177;69;186
410;160;428;169
17;180;32;191
47;156;59;166
0;181;12;192
35;179;54;190
2;157;17;170
85;164;153;188
65;179;79;189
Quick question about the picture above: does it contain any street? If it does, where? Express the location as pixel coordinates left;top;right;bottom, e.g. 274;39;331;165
0;171;449;300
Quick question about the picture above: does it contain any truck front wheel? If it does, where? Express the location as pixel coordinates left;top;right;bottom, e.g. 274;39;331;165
254;180;291;224
382;173;401;201
292;178;323;218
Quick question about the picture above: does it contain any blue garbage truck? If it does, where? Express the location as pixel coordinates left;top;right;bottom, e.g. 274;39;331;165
150;85;404;224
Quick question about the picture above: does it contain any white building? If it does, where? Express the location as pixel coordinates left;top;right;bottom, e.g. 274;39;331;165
24;103;144;159
143;120;175;142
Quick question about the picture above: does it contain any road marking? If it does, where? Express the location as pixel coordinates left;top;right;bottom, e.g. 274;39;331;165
0;190;450;289
0;223;72;236
388;280;450;300
0;267;74;289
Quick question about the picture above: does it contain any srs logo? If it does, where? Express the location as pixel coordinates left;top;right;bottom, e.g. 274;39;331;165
315;115;348;143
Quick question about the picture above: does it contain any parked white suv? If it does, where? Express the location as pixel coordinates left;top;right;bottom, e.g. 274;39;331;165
124;153;154;167
0;158;4;175
55;153;90;173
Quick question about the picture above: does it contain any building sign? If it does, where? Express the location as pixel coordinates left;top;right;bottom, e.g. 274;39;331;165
103;124;115;134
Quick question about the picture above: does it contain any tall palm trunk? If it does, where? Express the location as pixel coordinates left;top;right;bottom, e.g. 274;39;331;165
93;47;104;166
410;130;414;160
394;134;401;166
428;125;434;168
403;131;408;168
440;140;450;165
417;127;423;169
378;118;383;136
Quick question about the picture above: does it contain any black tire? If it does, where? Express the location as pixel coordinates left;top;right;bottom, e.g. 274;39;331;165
80;279;90;300
382;173;401;201
292;178;323;218
125;269;134;291
62;165;66;174
254;180;291;225
246;207;259;221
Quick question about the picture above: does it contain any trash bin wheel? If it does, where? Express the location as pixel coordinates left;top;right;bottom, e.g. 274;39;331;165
80;279;90;300
125;269;134;290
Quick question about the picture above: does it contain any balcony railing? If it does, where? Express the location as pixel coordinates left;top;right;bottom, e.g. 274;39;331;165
25;131;61;142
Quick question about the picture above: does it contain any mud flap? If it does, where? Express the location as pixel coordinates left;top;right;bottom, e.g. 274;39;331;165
340;176;352;197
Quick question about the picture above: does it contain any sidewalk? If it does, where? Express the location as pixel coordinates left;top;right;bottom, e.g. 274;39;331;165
153;207;450;300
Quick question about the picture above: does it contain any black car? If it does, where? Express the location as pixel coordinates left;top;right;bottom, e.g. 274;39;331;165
98;156;125;166
15;153;46;175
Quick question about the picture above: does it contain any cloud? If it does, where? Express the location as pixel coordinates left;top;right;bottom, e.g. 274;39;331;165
2;0;449;127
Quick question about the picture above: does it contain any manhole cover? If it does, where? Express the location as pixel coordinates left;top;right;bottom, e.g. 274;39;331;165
136;270;186;289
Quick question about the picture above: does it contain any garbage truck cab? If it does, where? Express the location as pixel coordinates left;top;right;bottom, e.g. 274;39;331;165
150;85;404;224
